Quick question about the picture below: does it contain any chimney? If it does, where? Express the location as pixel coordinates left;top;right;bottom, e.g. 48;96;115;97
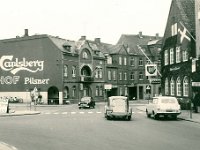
139;31;143;38
155;33;159;39
24;29;29;36
95;38;101;43
80;36;86;40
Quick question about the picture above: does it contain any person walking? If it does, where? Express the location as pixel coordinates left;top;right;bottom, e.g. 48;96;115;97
192;91;200;113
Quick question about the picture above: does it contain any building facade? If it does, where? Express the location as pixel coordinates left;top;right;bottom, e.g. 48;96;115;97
161;0;196;100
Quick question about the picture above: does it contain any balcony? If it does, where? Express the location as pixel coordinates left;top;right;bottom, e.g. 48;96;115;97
80;75;94;82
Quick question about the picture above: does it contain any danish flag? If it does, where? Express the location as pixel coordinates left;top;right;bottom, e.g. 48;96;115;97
178;26;191;43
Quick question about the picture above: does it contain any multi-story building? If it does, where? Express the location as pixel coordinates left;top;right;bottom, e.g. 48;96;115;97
161;0;196;100
117;32;162;100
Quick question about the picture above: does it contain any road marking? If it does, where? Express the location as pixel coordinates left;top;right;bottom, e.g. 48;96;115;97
62;112;68;114
53;112;59;114
88;112;93;114
71;112;76;114
96;112;102;114
79;112;85;114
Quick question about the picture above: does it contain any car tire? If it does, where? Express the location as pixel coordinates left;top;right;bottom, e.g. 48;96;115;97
127;116;131;121
153;114;159;120
172;115;177;120
146;110;151;118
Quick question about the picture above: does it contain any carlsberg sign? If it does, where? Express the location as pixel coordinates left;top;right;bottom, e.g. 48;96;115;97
0;55;44;75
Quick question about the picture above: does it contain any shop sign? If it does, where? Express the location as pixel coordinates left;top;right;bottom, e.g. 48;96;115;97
192;82;200;87
0;55;50;85
145;64;157;76
0;55;44;75
104;84;112;90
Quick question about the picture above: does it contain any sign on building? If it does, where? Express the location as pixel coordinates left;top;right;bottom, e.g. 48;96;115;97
145;64;157;76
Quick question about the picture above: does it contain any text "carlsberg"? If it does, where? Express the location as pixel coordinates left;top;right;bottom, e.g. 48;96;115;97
0;55;44;74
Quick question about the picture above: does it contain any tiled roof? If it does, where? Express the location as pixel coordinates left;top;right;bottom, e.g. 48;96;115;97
117;34;162;56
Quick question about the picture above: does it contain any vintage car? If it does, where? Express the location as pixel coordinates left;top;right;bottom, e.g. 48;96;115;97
78;97;95;109
146;96;181;120
104;96;132;120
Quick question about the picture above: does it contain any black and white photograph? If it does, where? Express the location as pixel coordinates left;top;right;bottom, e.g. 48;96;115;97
0;0;200;150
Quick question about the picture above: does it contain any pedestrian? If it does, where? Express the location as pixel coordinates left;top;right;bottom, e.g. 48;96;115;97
192;91;200;113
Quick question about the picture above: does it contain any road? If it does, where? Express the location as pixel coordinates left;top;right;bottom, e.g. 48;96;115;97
0;103;200;150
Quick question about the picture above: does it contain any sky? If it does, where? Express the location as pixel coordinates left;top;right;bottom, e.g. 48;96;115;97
0;0;172;44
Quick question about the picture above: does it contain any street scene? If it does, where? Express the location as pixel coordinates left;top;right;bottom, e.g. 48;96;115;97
0;102;200;150
1;0;200;150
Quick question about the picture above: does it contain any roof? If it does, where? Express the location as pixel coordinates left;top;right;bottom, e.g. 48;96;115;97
117;34;162;56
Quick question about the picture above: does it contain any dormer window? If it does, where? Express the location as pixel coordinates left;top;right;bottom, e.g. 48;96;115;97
63;43;71;52
82;51;88;59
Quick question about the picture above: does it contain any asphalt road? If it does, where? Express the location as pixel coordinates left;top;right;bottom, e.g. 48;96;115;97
0;104;200;150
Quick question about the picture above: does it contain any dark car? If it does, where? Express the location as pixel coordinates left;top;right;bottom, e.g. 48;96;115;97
78;97;95;109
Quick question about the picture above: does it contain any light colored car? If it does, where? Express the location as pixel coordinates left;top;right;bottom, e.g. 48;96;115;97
104;96;132;120
146;96;181;120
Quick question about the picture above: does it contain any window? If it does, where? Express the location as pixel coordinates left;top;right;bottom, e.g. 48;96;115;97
183;77;189;96
139;72;143;80
183;50;188;62
170;48;174;64
119;56;122;65
113;70;116;80
176;46;181;63
130;57;135;66
176;77;181;96
124;72;127;80
170;78;175;96
130;72;134;80
99;86;103;96
96;86;99;96
96;69;102;78
164;50;169;65
82;51;88;59
64;65;68;77
119;87;123;96
72;66;76;77
146;58;151;64
63;86;69;98
171;23;177;36
124;57;127;65
125;87;128;96
108;71;111;80
139;58;143;66
119;72;122;80
72;86;76;97
165;78;169;95
107;56;112;64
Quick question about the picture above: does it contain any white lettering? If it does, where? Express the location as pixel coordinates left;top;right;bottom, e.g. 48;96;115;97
24;77;49;85
0;55;44;75
0;76;20;84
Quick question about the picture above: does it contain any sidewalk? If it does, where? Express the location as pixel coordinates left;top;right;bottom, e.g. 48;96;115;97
0;141;17;150
0;110;40;117
137;105;200;124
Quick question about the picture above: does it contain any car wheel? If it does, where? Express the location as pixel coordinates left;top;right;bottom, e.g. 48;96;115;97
153;114;159;120
146;110;151;118
127;116;131;121
172;115;177;120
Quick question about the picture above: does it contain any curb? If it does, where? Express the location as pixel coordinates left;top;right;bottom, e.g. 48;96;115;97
0;142;18;150
0;111;41;117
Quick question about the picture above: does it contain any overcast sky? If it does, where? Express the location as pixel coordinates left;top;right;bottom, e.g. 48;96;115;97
0;0;172;44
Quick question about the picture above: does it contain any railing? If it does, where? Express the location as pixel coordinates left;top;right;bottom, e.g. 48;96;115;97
80;75;94;82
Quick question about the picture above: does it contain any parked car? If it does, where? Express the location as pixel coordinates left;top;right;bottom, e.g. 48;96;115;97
78;97;95;109
146;96;181;120
104;96;132;120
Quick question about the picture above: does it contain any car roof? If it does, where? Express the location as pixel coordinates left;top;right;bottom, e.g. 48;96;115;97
109;96;127;99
